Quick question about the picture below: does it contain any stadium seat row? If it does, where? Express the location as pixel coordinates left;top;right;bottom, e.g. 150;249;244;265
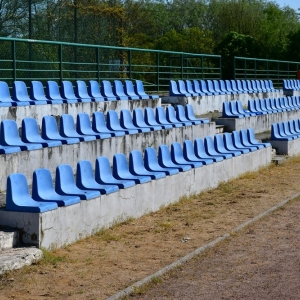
0;105;208;154
271;119;300;141
169;79;279;97
6;128;270;213
0;79;159;107
282;79;300;91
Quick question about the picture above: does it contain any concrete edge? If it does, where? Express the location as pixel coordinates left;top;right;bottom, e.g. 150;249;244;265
106;190;300;300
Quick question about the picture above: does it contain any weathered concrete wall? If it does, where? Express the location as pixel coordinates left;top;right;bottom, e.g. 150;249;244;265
0;146;272;249
270;139;300;156
162;91;283;116
215;109;300;134
0;122;216;192
0;99;161;128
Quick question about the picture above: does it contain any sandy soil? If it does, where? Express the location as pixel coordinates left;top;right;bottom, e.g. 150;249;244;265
0;155;300;300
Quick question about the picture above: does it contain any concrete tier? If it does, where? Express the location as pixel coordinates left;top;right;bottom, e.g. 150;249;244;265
270;139;300;156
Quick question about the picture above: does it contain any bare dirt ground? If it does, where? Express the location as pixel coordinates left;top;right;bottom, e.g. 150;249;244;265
0;155;300;300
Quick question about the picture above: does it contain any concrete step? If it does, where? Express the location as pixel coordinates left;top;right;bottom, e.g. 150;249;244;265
215;124;225;134
0;230;19;250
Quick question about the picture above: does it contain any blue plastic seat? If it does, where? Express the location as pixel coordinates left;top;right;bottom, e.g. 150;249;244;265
247;100;263;115
247;128;270;147
267;98;281;113
192;80;206;96
271;123;292;141
194;138;223;162
56;164;100;200
283;121;299;139
275;98;286;111
60;114;96;141
107;110;138;134
92;111;125;137
206;80;219;95
101;80;118;101
251;80;260;93
278;122;295;139
32;168;80;206
129;150;166;179
185;104;209;124
158;145;191;172
134;80;159;99
225;80;236;94
185;80;198;96
75;80;93;102
22;118;62;148
0;120;43;150
183;140;213;165
279;97;291;111
199;80;213;96
219;80;231;94
256;81;266;92
260;99;273;113
239;130;262;150
175;105;193;126
113;153;152;184
76;160;119;194
170;80;186;97
253;99;268;114
223;132;250;154
204;136;232;159
177;80;192;97
214;134;241;156
0;144;21;154
260;80;270;92
171;142;203;168
30;81;63;105
113;80;130;100
213;80;227;95
144;147;179;175
46;81;76;103
95;156;136;189
236;80;246;93
222;102;243;118
61;80;90;103
166;105;192;126
145;107;172;129
288;120;300;137
124;80;140;100
87;80;105;101
13;81;46;105
293;120;300;134
76;113;111;139
0;81;18;107
232;131;257;151
236;100;254;116
241;80;251;93
133;108;162;131
230;80;242;93
41;115;80;145
120;109;150;133
155;106;182;128
246;80;255;93
231;101;251;117
6;173;58;212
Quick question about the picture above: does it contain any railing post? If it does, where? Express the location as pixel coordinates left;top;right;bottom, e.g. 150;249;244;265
59;44;63;82
156;52;159;93
254;59;257;79
96;47;100;82
180;54;183;79
219;56;222;79
201;56;203;79
233;57;236;79
128;49;132;79
12;41;16;82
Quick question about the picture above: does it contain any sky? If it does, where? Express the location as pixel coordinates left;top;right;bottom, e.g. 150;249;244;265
272;0;300;11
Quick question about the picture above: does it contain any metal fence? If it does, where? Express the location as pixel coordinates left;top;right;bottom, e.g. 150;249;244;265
234;57;300;89
0;37;222;94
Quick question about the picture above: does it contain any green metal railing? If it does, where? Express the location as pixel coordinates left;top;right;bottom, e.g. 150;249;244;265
234;57;300;89
0;37;221;94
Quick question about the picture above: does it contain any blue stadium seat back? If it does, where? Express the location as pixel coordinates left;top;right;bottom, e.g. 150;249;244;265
291;96;299;108
0;120;43;151
166;105;190;126
133;108;162;131
293;120;300;133
101;80;118;101
206;80;219;95
113;153;152;184
222;102;242;118
32;168;80;206
22;117;62;148
213;80;226;94
225;80;235;94
6;173;58;213
267;98;278;112
279;98;290;111
278;122;288;138
194;138;223;162
270;98;282;112
145;107;172;129
230;80;240;93
284;97;294;110
76;113;111;139
92;111;125;137
271;123;292;141
199;80;213;95
60;81;85;103
261;80;269;92
192;80;205;96
144;147;179;175
169;80;182;96
214;134;241;157
232;131;256;151
41;115;80;145
247;100;259;115
95;156;136;189
246;80;255;93
87;80;105;101
107;110;138;134
129;150;166;179
275;98;285;111
253;99;267;114
236;100;254;116
251;80;260;92
239;130;261;150
76;160;119;194
204;136;232;159
260;99;272;113
219;80;230;94
287;97;296;110
183;140;213;165
30;81;61;104
113;80;129;100
13;81;44;105
60;114;96;142
158;145;191;172
288;120;299;136
283;122;297;138
185;80;198;96
124;80;140;100
134;80;151;99
185;104;209;124
236;80;245;93
241;80;250;93
155;106;181;128
256;80;266;92
177;80;192;96
46;81;68;102
55;164;100;200
171;142;203;168
223;132;250;154
75;80;93;102
0;81;16;106
230;101;247;117
175;105;193;125
120;109;150;133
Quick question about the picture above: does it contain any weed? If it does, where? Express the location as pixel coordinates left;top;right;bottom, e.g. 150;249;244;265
40;248;67;266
